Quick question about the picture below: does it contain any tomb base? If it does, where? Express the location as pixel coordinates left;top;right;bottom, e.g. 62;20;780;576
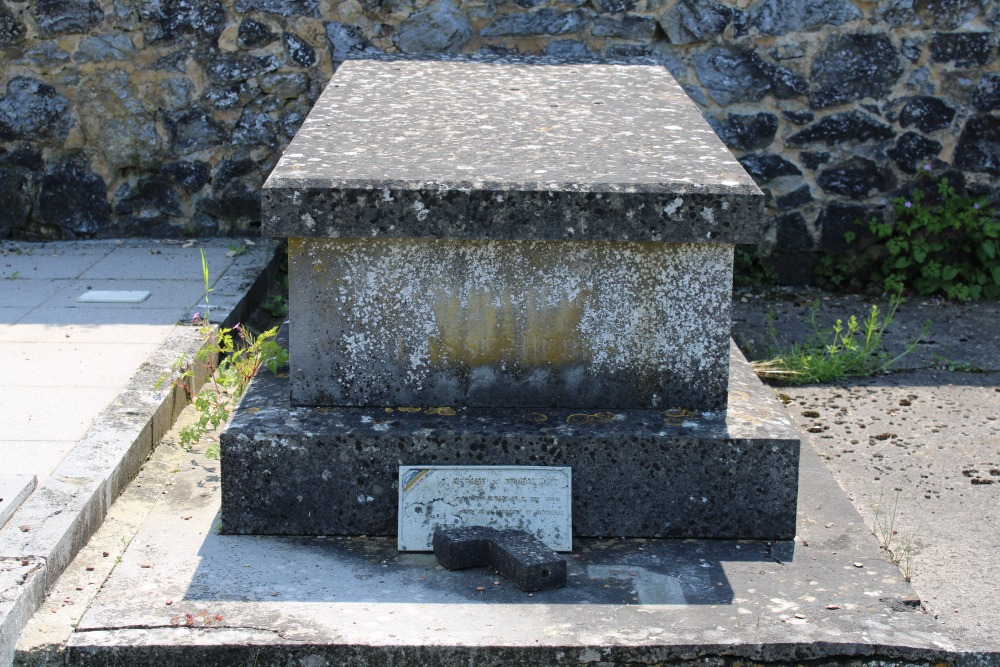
221;337;800;540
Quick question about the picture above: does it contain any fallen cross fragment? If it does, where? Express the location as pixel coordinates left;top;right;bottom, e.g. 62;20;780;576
433;526;567;592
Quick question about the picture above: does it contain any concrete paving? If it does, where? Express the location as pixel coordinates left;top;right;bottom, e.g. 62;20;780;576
3;248;999;665
0;239;277;666
732;289;1000;656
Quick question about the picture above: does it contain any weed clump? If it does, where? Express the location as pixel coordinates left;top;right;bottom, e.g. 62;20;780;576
752;292;925;385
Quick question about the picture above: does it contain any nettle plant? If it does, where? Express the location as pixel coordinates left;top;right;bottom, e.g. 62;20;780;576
167;250;288;458
855;167;999;301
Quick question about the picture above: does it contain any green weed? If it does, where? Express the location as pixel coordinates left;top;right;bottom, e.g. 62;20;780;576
166;250;288;458
870;488;918;582
176;323;287;458
752;292;925;384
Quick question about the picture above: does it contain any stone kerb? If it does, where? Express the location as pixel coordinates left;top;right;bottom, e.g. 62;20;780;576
263;56;765;411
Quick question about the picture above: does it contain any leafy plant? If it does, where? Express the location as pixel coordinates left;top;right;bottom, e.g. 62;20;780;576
867;173;997;300
167;250;288;458
176;323;287;458
733;245;777;288
263;292;288;318
752;292;925;384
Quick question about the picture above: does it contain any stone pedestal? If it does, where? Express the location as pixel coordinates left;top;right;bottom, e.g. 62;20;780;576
222;56;800;540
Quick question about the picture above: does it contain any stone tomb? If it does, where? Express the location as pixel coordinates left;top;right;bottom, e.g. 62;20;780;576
221;56;801;540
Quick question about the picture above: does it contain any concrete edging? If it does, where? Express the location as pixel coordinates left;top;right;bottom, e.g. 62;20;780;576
0;242;278;667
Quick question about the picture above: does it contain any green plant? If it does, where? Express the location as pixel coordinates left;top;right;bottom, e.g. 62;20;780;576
167;250;288;458
752;291;925;384
866;174;998;301
3;271;19;280
227;243;248;257
733;245;777;288
870;488;918;582
176;322;287;458
263;292;288;318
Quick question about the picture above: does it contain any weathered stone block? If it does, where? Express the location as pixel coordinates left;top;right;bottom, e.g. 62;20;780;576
263;58;762;244
289;237;733;410
220;338;801;540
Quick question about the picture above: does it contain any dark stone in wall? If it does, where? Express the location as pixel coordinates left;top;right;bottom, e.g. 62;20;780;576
817;157;893;199
1;145;43;172
768;212;814;284
164;109;227;154
74;33;137;62
206;53;280;85
594;0;636;13
325;21;376;63
817;202;870;253
712;112;778;151
774;211;811;252
197;187;261;228
235;0;320;17
954;114;1000;175
692;48;806;103
202;81;260;110
749;0;861;36
776;184;812;209
34;0;104;37
239;19;278;48
973;73;1000;111
161;160;210;192
0;4;25;46
660;0;738;45
153;49;189;72
898;96;957;132
233;108;279;148
782;110;814;125
283;33;317;67
738;153;801;181
809;34;903;109
481;9;588;37
113;177;183;218
755;57;808;99
592;15;657;40
901;37;924;62
787;111;895;147
139;0;227;45
544;40;593;58
215;159;258;188
888;132;943;174
930;32;995;67
799;151;830;170
395;0;472;53
38;157;110;235
0;166;32;237
0;77;72;143
691;47;766;105
881;0;989;31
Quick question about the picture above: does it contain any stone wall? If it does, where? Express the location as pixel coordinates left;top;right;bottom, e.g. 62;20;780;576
0;0;997;281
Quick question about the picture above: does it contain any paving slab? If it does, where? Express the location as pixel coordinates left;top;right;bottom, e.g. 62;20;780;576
0;478;36;534
733;287;1000;657
0;239;279;667
19;396;957;666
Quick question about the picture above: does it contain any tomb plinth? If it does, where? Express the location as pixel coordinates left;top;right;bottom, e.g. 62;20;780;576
222;56;801;540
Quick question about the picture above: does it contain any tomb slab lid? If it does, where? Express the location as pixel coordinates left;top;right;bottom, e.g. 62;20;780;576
264;56;763;243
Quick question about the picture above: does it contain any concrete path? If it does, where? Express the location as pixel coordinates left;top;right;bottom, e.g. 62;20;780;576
0;239;277;666
732;288;1000;655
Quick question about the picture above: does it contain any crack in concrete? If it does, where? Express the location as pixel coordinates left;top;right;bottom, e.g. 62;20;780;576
72;623;309;642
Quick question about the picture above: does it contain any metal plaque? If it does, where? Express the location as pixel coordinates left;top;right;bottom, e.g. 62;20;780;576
398;466;572;552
